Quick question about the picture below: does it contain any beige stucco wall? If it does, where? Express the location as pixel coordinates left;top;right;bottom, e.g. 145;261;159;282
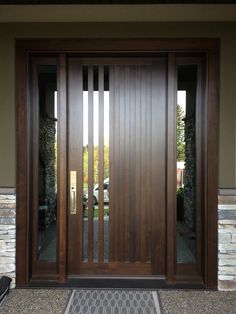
0;22;235;187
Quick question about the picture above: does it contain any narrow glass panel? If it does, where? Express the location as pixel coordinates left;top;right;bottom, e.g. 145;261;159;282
176;65;198;264
104;71;110;261
38;65;58;261
83;66;88;261
82;65;110;262
93;81;99;262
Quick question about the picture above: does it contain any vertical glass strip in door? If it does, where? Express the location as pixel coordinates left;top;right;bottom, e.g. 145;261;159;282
82;64;109;262
104;66;109;262
82;66;89;261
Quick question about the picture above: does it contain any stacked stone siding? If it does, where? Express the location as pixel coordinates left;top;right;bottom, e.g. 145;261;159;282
0;186;236;290
218;191;236;290
0;188;16;288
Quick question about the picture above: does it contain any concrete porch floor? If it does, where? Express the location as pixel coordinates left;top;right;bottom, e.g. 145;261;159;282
1;289;236;314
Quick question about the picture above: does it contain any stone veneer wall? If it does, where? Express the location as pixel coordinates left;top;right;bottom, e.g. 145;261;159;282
218;189;236;290
1;185;236;290
0;188;16;288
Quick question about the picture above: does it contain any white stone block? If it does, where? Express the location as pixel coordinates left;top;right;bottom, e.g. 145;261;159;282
218;275;234;281
219;244;236;252
0;257;15;264
0;199;16;204
0;195;16;200
0;234;15;240
6;242;15;248
231;234;236;243
6;248;15;252
0;252;15;257
218;224;236;231
218;233;231;244
6;239;16;243
0;225;15;230
8;229;16;235
218;220;236;225
0;263;15;273
0;231;8;235
219;266;236;275
218;205;236;210
219;258;236;266
0;240;6;252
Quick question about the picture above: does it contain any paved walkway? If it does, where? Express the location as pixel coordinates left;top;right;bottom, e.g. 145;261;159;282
1;288;236;314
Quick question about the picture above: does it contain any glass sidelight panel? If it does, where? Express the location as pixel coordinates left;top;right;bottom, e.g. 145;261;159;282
82;65;109;262
37;65;58;261
176;65;198;264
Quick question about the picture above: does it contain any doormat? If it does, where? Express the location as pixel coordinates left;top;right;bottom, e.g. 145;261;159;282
64;289;162;314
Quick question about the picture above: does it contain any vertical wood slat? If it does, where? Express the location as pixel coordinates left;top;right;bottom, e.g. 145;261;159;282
151;60;167;275
98;66;104;263
166;53;176;284
140;66;147;262
135;66;141;262
88;66;94;262
77;65;84;265
119;67;125;262
109;66;115;262
67;59;83;273
16;46;28;285
58;54;67;282
145;67;152;262
195;60;203;275
206;47;219;288
114;66;120;261
31;59;39;274
123;67;130;262
129;66;136;263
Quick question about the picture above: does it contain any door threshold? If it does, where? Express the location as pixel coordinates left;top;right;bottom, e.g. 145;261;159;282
26;276;205;289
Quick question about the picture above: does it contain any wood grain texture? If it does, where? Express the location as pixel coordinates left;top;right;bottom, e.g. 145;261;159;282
166;53;176;284
205;46;220;289
16;45;28;286
109;65;115;262
108;60;167;273
88;66;94;262
67;58;83;274
58;54;67;282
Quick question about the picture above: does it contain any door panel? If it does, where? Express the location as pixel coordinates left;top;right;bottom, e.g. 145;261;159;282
67;58;167;276
67;60;83;275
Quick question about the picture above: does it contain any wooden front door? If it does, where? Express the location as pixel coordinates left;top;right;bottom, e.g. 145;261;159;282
18;39;219;288
67;58;167;276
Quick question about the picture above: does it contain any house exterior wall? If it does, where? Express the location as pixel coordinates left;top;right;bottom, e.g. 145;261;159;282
0;22;236;289
0;22;236;187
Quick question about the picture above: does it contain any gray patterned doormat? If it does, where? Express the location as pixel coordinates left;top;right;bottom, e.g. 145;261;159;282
64;289;161;314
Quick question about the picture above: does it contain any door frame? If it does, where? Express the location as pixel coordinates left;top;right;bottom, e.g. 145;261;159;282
16;38;220;288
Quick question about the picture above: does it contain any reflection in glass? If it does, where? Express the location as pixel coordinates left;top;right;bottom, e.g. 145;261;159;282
38;65;58;261
176;65;197;264
104;88;109;262
82;66;88;261
93;87;99;262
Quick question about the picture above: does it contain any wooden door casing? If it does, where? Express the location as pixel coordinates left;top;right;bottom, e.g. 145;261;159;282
16;38;219;288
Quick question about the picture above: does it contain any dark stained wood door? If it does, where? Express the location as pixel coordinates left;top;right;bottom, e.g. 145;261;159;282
67;57;167;276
